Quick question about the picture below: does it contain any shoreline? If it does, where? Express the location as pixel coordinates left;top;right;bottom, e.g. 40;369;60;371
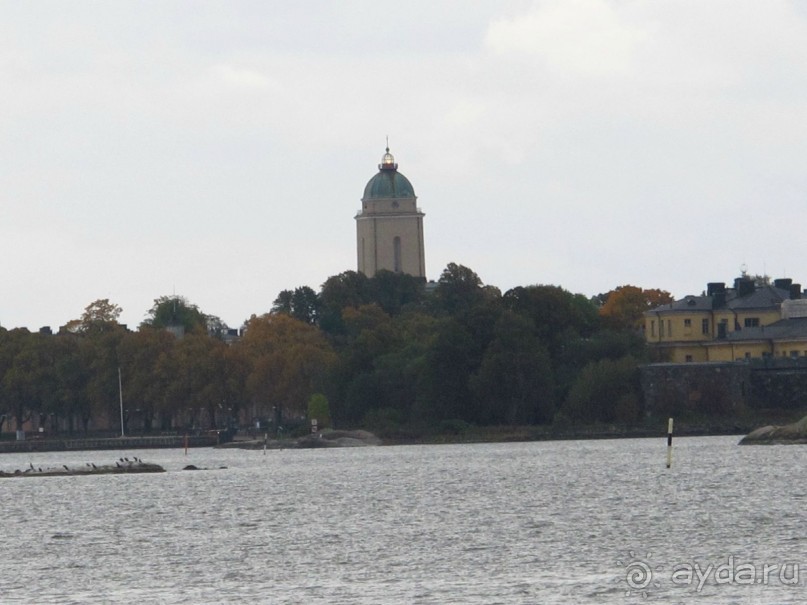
0;414;795;454
0;434;218;454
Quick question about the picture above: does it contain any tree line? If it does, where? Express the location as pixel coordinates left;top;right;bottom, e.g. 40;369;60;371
0;264;673;437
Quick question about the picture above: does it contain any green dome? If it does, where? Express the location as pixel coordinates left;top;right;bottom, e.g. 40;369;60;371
362;148;415;199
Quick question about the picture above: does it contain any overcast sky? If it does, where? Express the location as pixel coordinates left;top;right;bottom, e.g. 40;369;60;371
3;0;807;330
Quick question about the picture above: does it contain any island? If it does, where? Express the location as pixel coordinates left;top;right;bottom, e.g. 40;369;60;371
0;458;165;477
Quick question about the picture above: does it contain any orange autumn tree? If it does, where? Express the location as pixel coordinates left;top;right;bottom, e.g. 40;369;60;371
598;286;673;331
237;313;337;426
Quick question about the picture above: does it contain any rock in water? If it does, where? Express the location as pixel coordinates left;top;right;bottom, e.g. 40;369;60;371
739;415;807;445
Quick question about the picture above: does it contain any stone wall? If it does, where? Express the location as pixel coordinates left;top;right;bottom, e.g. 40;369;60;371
640;359;807;416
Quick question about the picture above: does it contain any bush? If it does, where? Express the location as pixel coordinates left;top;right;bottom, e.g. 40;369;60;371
307;393;331;429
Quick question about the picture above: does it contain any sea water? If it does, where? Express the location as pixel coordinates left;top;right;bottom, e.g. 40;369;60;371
0;436;803;604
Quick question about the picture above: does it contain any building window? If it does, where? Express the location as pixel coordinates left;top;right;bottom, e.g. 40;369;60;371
744;317;760;328
650;320;656;337
393;236;402;273
667;320;672;337
744;352;751;360
791;351;799;359
685;355;693;362
660;321;665;338
702;318;710;335
717;320;728;339
684;319;692;328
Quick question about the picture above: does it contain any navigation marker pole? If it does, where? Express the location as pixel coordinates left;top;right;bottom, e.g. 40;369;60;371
666;417;674;469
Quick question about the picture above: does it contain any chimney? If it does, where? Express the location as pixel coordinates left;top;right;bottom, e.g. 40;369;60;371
709;282;726;308
774;278;793;290
791;284;802;300
734;277;755;297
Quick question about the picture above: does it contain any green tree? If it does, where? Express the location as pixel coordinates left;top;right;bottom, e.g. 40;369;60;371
142;296;209;335
83;329;126;433
307;393;331;428
415;318;476;422
272;286;320;325
320;271;371;311
503;285;598;354
0;328;29;432
318;271;372;338
117;328;176;432
431;263;486;316
368;270;425;315
470;312;555;425
3;332;62;433
51;333;92;434
560;356;642;424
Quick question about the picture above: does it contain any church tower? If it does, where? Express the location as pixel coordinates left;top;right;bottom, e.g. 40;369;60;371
356;147;426;278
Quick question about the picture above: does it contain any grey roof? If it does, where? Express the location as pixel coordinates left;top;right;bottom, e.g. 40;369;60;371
727;285;789;310
647;284;792;315
718;317;807;342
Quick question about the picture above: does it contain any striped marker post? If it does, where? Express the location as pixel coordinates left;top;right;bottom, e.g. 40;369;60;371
666;418;674;469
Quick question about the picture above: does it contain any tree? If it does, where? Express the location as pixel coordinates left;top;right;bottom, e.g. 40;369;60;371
51;333;92;434
272;286;320;325
368;270;425;315
308;393;331;428
318;271;372;337
83;329;126;433
141;296;209;335
238;313;336;427
414;318;476;422
470;312;555;425
3;332;59;433
598;285;673;332
0;328;29;432
503;285;599;356
560;356;642;424
320;271;371;312
63;299;124;334
117;328;176;432
431;263;486;315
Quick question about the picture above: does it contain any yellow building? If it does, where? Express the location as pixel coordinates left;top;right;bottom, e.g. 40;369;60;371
645;277;807;362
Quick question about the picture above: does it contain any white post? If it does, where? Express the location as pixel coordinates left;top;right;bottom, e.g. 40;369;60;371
118;367;125;438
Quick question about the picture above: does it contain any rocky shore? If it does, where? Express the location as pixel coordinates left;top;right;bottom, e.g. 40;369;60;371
218;429;381;450
739;415;807;445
